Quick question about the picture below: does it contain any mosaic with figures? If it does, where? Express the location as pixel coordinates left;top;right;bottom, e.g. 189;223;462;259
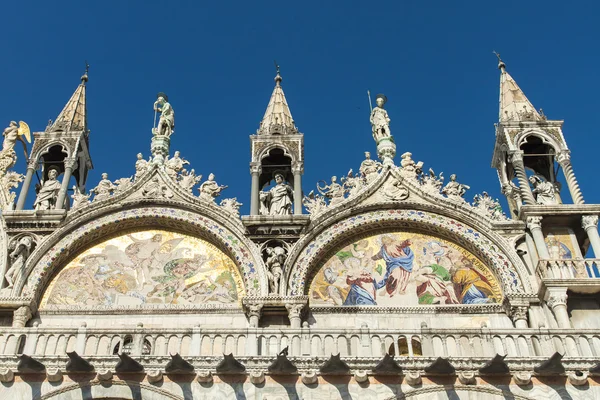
310;232;501;306
41;230;244;307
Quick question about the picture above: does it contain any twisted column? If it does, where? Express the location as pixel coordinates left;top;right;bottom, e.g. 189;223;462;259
557;151;584;204
510;152;536;205
16;159;38;210
527;216;550;259
250;164;261;215
582;215;600;258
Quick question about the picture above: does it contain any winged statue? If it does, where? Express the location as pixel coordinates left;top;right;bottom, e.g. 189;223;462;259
0;121;31;176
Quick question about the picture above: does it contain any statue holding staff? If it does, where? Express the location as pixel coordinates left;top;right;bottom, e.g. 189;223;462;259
153;93;175;136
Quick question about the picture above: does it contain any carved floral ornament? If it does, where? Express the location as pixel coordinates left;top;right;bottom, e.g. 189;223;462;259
15;206;268;300
285;208;529;297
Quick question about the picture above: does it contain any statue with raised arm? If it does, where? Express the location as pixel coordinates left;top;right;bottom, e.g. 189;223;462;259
179;169;202;193
199;173;227;201
0;121;31;177
261;173;294;215
34;168;62;210
442;174;470;199
153;93;175;136
370;94;391;142
317;176;345;205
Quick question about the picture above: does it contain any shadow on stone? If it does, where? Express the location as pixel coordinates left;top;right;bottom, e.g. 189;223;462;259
372;354;403;375
115;353;144;373
424;357;455;375
216;353;246;374
165;353;195;374
268;354;298;375
534;352;565;375
479;354;510;375
17;354;45;373
319;354;350;375
66;351;94;373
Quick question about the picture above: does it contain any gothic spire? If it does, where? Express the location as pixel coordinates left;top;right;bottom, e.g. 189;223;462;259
497;55;542;123
48;66;88;132
257;66;298;135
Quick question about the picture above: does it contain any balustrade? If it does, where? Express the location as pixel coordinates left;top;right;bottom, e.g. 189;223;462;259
537;258;600;280
0;327;599;361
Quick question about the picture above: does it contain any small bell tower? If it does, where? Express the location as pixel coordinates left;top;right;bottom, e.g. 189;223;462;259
16;67;93;210
248;67;304;216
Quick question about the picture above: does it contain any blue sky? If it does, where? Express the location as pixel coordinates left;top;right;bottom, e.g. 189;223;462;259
3;1;600;213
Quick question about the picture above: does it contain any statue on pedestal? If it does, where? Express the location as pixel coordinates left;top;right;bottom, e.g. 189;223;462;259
370;94;391;142
260;173;294;216
71;186;90;210
317;176;345;206
359;151;382;183
0;121;30;177
442;174;470;199
165;151;189;179
92;173;116;202
3;236;35;290
265;245;287;295
529;175;558;205
134;153;150;181
179;169;202;193
199;173;227;201
153;93;175;137
34;169;61;210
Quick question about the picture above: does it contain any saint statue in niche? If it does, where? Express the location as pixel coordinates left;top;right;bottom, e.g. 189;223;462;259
260;173;294;215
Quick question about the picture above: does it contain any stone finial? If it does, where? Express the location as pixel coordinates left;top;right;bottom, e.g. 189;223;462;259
513;371;532;386
405;371;422;386
354;370;369;383
46;368;63;382
147;370;163;384
97;370;113;382
568;371;588;386
458;371;476;385
0;369;14;383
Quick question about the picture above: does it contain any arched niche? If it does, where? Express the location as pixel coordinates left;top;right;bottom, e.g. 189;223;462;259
309;231;502;307
39;229;245;308
286;209;530;297
17;206;267;300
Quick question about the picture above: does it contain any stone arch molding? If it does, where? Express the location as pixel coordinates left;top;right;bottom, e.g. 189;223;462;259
15;205;268;301
514;127;565;152
285;207;531;298
257;143;298;164
38;380;183;400
384;385;535;400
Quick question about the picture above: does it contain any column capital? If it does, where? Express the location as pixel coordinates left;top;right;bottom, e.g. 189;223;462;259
582;215;598;230
291;162;304;175
547;293;568;309
12;305;32;328
249;164;262;175
245;303;263;319
64;158;78;169
526;216;543;230
509;151;525;165
556;151;571;165
509;306;529;323
26;158;39;170
285;303;305;319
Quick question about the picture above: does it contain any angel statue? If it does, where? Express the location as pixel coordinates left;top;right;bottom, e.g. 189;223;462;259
0;121;31;177
153;93;175;136
370;94;391;142
317;176;346;206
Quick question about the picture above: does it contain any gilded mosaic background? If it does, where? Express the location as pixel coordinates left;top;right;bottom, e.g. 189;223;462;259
310;232;501;306
41;230;244;307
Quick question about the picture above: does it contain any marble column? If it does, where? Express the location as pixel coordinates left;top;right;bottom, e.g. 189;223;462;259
546;290;570;328
582;215;600;258
12;306;32;328
16;159;38;210
56;158;77;210
285;303;304;329
527;216;550;259
250;164;261;215
510;152;536;205
292;163;303;215
510;306;529;329
246;304;262;328
557;152;584;204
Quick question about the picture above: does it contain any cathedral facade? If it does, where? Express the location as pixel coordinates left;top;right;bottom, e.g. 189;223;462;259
0;59;599;399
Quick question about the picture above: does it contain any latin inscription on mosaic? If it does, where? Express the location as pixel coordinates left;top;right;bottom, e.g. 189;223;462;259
41;230;244;307
310;232;501;306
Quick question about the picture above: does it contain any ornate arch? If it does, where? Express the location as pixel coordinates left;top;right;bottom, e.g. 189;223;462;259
30;140;74;162
258;143;297;163
16;204;267;301
515;128;564;153
384;385;535;400
285;206;531;297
